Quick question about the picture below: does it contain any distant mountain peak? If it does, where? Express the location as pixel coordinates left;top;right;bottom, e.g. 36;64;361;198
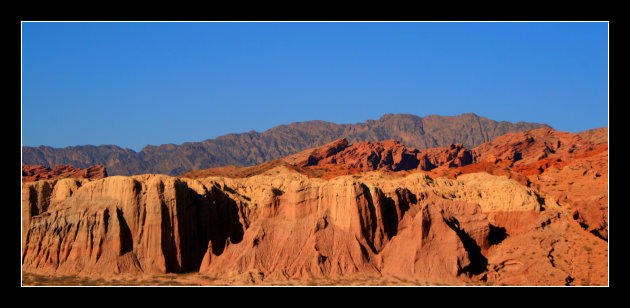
23;113;551;176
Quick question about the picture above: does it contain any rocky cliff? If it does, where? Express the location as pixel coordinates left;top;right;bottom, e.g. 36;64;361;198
432;127;609;241
180;126;608;246
22;167;606;285
22;113;549;176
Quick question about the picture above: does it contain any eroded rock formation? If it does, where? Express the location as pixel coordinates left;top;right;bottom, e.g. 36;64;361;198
433;127;609;240
22;126;607;286
22;166;606;285
22;164;107;183
281;138;474;173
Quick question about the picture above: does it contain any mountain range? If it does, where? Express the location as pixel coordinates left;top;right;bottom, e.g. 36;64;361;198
22;113;549;176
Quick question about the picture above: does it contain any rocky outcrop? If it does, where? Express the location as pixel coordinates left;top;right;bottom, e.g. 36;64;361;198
472;127;598;166
379;195;491;280
431;127;609;241
22;175;245;275
318;140;418;171
289;139;421;172
576;127;608;145
22;166;605;285
23;113;549;176
22;164;107;182
281;139;474;174
282;138;349;167
184;126;608;246
417;143;474;171
15;170;528;279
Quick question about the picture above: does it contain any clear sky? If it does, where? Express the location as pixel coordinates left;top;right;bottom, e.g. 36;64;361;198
22;22;608;152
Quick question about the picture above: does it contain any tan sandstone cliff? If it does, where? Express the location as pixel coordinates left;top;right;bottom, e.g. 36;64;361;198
22;165;606;285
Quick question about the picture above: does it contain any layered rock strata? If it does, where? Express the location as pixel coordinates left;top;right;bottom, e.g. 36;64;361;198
22;167;605;285
281;138;473;172
432;127;608;240
22;164;107;183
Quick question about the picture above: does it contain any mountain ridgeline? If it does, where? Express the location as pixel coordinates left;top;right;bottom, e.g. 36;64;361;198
22;113;550;176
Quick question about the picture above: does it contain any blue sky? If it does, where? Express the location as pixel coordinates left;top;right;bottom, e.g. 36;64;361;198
22;22;608;151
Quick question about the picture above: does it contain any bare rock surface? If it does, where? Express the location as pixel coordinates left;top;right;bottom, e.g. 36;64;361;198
22;165;606;285
281;138;475;173
22;126;607;286
22;113;548;176
432;127;609;240
22;164;107;182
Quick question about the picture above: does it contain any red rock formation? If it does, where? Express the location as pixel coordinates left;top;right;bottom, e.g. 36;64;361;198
22;164;107;183
416;143;473;171
209;126;607;243
281;139;474;175
317;140;419;171
472;127;597;166
282;138;349;167
22;127;607;286
428;127;608;240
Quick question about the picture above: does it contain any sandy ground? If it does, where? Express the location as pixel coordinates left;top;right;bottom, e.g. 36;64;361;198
22;271;493;287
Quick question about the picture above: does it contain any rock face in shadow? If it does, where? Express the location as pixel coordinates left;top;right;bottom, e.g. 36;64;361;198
379;195;491;279
22;175;245;275
22;165;107;182
22;113;549;176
